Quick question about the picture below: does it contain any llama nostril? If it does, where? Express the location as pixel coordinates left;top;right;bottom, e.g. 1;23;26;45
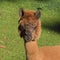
25;30;31;35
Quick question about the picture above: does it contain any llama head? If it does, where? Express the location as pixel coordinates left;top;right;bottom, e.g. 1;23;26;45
18;8;41;42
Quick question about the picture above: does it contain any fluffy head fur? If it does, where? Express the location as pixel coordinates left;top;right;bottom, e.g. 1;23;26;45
18;8;41;42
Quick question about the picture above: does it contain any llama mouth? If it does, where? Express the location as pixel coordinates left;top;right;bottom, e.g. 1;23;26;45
24;35;32;41
24;31;32;41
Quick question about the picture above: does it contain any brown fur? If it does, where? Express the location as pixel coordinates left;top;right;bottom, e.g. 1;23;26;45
18;10;41;41
18;9;60;60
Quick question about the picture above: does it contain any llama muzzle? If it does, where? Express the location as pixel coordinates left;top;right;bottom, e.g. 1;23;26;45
18;24;34;42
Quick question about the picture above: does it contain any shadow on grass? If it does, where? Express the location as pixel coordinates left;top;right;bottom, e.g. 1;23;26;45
42;19;60;33
0;0;18;2
35;0;49;2
0;0;49;2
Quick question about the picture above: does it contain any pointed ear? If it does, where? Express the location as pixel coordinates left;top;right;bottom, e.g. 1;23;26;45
19;8;24;17
35;8;41;19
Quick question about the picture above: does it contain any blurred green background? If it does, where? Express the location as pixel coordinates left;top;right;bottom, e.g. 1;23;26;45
0;0;60;60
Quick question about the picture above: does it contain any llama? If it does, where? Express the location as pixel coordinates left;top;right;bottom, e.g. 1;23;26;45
18;8;60;60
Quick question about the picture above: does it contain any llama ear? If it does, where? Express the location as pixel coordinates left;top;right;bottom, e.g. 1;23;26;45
35;8;41;19
19;8;24;17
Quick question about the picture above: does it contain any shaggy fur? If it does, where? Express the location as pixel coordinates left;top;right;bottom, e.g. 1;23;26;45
18;8;60;60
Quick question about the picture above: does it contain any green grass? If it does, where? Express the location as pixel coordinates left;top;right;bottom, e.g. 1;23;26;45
0;0;60;60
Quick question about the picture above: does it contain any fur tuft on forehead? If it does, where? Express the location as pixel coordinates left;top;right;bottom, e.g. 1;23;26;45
24;10;35;16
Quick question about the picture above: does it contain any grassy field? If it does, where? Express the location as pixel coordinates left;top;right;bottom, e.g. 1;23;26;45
0;0;60;60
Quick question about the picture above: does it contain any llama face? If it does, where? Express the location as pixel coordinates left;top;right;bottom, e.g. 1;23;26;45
18;8;41;42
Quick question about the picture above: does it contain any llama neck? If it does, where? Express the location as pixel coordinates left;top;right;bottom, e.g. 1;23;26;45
24;41;42;60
